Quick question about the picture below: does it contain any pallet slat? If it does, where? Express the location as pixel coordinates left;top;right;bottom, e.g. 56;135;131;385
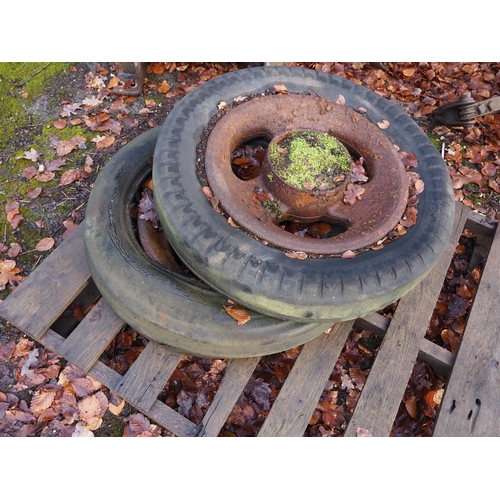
114;341;184;413
58;298;125;372
433;221;500;436
258;321;354;437
344;203;470;437
0;225;91;339
197;357;261;437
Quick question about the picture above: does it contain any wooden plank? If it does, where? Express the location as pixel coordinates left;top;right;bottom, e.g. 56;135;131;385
344;203;470;437
197;356;261;437
114;340;183;413
57;298;125;372
0;224;91;338
354;312;390;336
42;328;124;391
258;321;355;437
148;400;199;437
433;222;500;436
418;337;455;378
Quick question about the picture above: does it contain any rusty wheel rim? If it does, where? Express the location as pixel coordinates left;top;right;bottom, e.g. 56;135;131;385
205;94;409;255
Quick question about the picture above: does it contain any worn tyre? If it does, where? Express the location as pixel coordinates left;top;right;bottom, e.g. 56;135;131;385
153;66;455;322
84;127;331;358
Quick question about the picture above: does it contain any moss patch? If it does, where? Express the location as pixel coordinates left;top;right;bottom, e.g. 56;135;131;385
0;63;71;152
269;130;351;191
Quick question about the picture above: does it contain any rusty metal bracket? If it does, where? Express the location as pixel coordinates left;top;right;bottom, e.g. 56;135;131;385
430;92;500;128
112;62;147;96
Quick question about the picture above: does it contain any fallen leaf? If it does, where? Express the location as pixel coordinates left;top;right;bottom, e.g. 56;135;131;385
30;389;57;415
7;243;22;258
271;84;288;94
284;251;308;260
16;148;39;161
58;169;79;186
53;118;67;129
93;135;115;149
342;250;356;259
0;260;24;290
404;396;418;418
27;187;42;199
158;80;171;93
224;305;251;325
5;201;24;229
21;166;38;179
356;426;373;437
343;183;365;205
35;238;55;251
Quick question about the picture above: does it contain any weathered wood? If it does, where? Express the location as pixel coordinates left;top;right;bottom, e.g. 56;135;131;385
354;312;391;336
258;321;354;437
344;203;470;437
58;298;125;372
114;340;184;413
433;222;500;436
197;356;261;437
0;224;91;338
148;400;199;437
418;337;455;378
465;210;497;238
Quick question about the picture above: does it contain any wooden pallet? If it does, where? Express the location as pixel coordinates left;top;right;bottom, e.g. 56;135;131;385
0;201;498;437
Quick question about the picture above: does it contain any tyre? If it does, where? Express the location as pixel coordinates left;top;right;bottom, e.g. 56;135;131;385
152;66;455;322
84;127;332;358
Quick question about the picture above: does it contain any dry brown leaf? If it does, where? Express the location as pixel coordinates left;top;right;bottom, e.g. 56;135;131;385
108;397;125;416
21;166;38;180
16;148;39;161
35;237;55;251
344;183;366;205
7;243;22;258
158;80;171;93
58;169;79;186
94;135;115;149
224;305;251;325
56;141;77;156
27;187;42;199
404;396;418;418
78;394;103;430
5;201;23;229
53;118;67;130
107;76;120;89
30;389;57;415
284;251;308;260
356;426;373;437
272;83;288;94
342;250;356;259
34;171;55;183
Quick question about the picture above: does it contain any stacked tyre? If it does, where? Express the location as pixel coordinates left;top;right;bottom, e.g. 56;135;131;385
84;66;454;358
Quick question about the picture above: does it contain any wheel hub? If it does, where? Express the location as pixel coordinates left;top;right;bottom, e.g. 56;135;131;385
205;94;409;255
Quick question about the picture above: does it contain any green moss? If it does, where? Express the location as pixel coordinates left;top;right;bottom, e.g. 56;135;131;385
269;130;351;191
261;200;283;219
427;132;443;150
0;63;71;152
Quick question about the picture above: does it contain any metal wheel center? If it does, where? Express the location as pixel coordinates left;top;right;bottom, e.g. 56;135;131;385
205;94;409;255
